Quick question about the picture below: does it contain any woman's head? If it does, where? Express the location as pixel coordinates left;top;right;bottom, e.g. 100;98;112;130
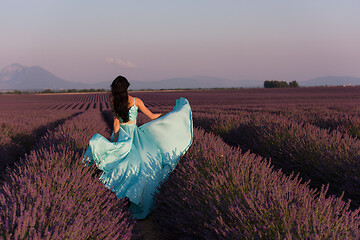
111;76;130;122
111;75;130;93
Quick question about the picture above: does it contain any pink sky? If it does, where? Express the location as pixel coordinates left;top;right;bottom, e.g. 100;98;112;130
1;0;360;83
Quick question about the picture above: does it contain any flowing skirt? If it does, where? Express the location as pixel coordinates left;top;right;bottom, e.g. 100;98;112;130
83;97;193;219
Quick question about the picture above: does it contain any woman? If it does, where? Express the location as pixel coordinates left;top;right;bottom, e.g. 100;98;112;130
83;76;193;219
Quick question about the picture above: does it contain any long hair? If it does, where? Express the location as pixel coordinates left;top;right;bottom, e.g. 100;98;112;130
110;75;130;122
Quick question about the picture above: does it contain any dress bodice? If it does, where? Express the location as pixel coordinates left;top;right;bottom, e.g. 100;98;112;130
119;98;138;122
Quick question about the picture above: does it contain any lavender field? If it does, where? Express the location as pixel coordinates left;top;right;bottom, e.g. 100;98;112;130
1;87;360;239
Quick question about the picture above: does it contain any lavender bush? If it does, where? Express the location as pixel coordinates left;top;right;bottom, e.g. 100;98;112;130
2;88;360;239
0;110;78;175
152;128;360;239
0;110;135;239
270;105;360;139
194;110;360;208
0;147;133;239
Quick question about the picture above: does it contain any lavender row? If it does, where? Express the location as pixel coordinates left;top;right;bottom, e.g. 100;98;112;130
3;87;360;111
268;105;360;138
194;111;360;208
191;103;360;138
151;128;360;239
0;110;78;175
0;93;111;111
291;111;360;139
37;101;111;111
0;110;135;239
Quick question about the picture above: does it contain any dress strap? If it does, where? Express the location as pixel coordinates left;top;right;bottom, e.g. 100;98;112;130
133;97;136;106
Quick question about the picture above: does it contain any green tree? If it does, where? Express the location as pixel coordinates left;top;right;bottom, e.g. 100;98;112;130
289;80;299;88
42;89;54;93
264;80;299;88
12;90;22;94
264;80;289;88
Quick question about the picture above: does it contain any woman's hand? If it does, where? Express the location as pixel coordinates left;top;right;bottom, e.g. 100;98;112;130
152;113;162;120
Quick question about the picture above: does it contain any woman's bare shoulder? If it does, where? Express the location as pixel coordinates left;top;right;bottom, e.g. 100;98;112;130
127;95;139;106
133;97;144;107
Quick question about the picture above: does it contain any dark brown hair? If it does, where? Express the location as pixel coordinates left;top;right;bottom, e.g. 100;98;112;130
110;76;130;122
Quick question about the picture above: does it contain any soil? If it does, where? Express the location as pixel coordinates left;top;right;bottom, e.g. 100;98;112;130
132;217;168;240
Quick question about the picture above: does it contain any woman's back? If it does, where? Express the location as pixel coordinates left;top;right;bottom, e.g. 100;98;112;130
118;97;138;123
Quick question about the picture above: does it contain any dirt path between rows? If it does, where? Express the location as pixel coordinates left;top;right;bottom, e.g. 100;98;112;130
132;217;167;240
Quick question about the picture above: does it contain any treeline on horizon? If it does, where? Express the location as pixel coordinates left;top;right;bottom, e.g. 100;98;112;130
2;80;346;94
264;80;300;88
0;88;108;95
0;87;242;94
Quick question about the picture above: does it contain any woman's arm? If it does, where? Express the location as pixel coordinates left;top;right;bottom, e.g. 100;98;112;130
113;118;120;142
136;98;161;120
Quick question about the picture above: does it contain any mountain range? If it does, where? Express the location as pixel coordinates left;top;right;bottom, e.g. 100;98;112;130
1;63;360;90
0;63;89;90
300;76;360;87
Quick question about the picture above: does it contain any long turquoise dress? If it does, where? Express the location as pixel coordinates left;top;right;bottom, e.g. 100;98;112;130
83;97;193;219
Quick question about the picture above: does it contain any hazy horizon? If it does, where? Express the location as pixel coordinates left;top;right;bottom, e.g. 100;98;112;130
1;1;360;84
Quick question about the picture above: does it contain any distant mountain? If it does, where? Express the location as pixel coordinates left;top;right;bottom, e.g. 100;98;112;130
300;76;360;87
92;76;262;90
0;63;262;90
129;76;262;90
0;63;88;90
4;63;360;90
